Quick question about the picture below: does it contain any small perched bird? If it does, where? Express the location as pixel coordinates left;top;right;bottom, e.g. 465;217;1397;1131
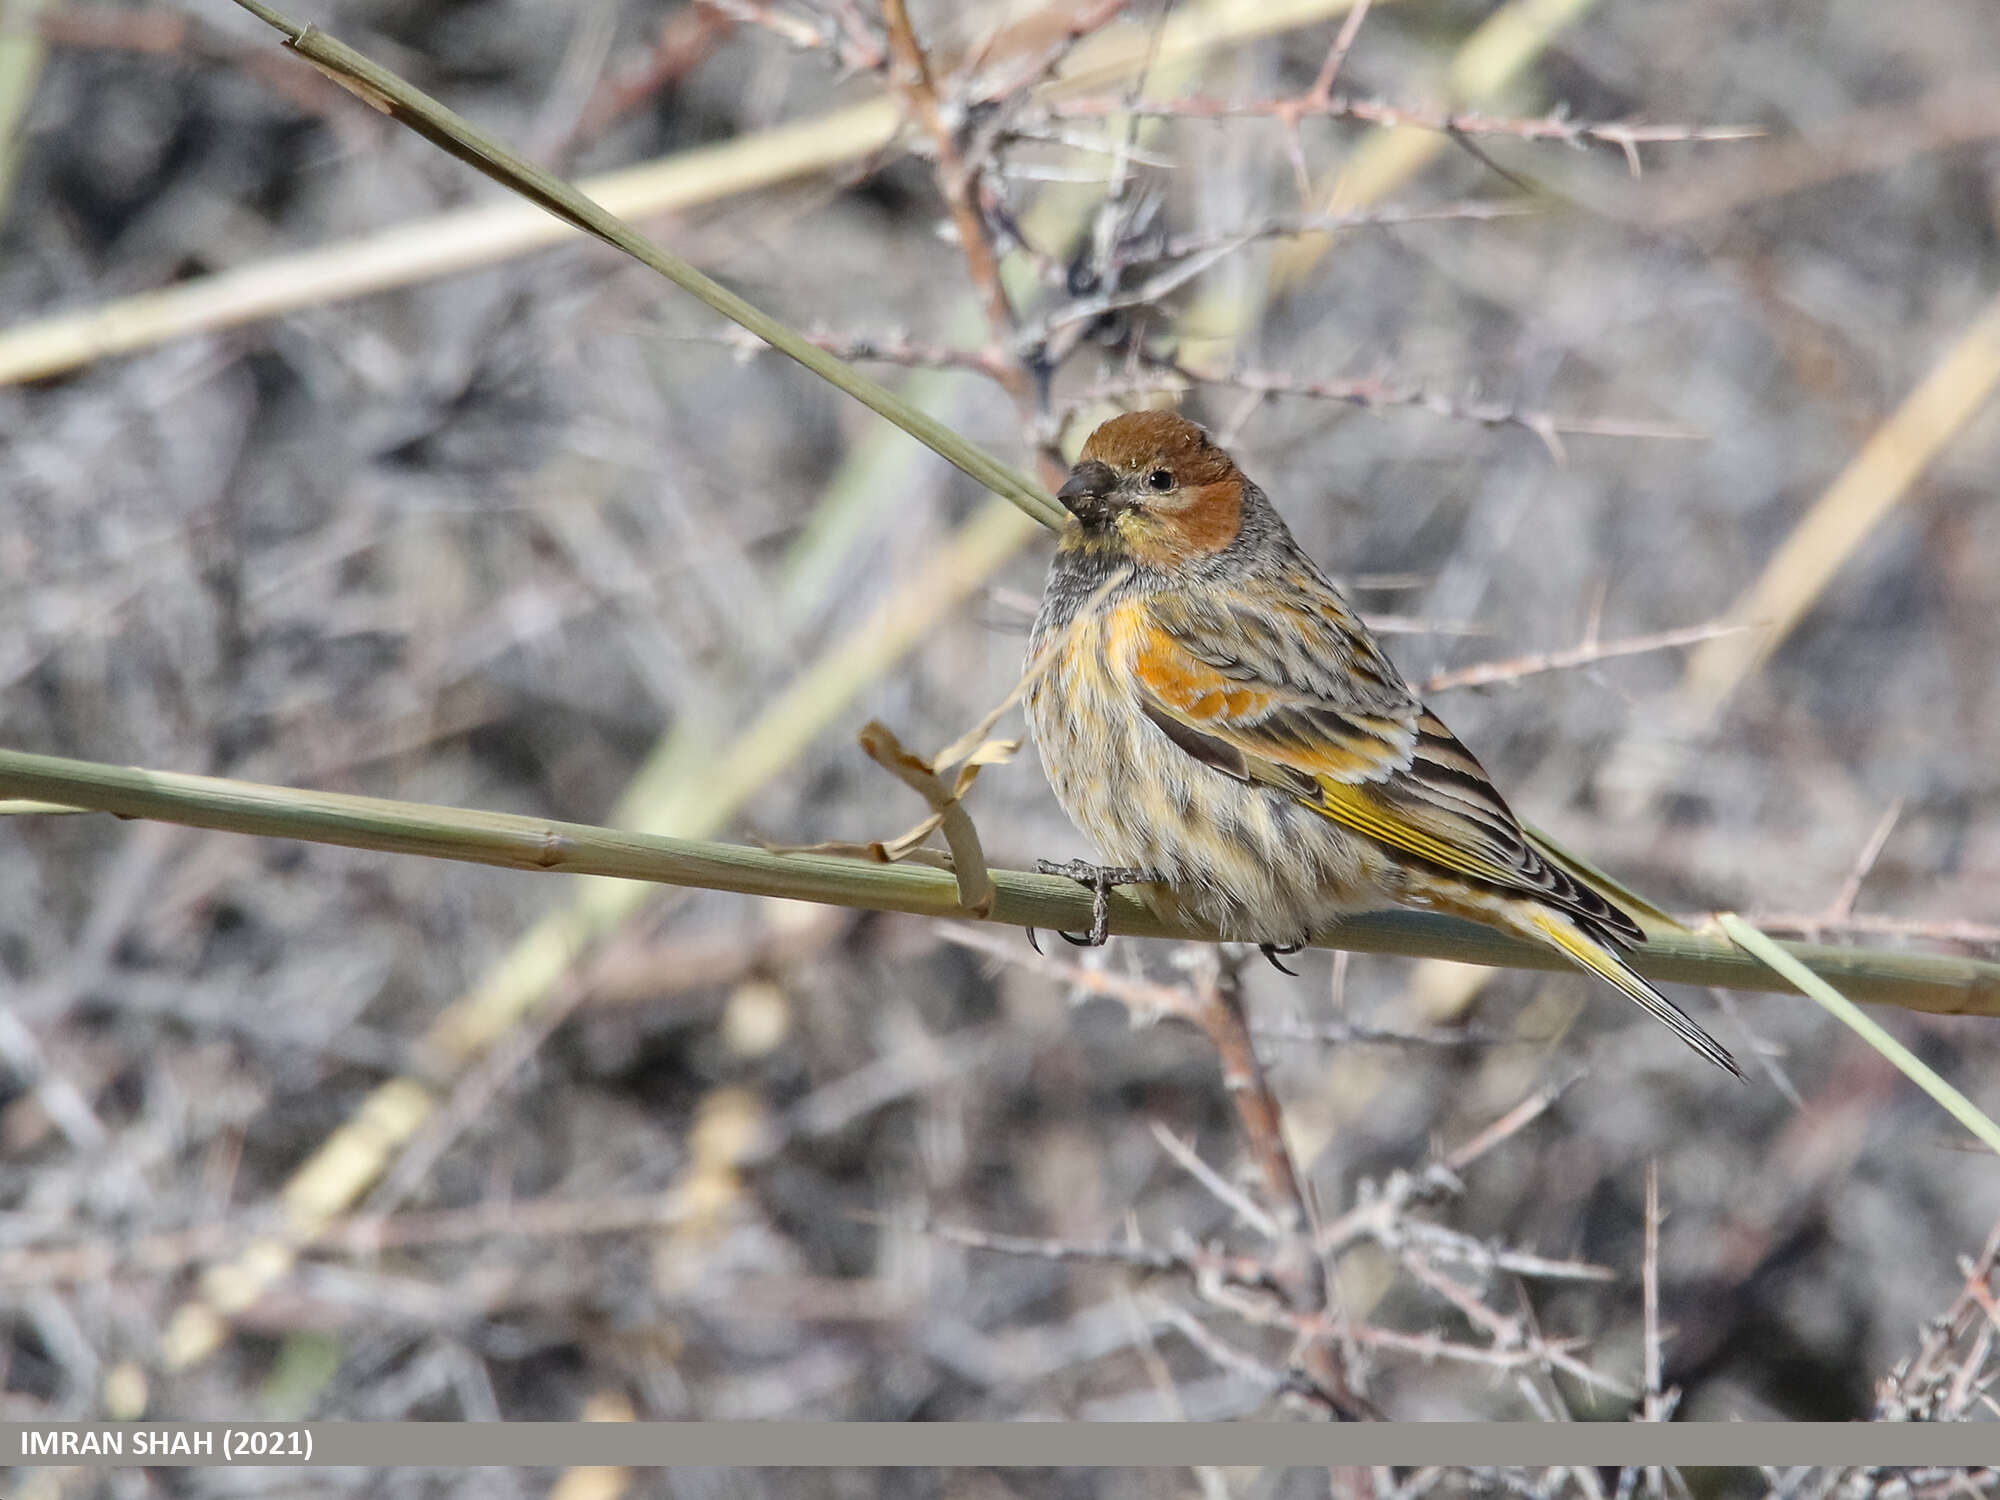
1025;410;1739;1076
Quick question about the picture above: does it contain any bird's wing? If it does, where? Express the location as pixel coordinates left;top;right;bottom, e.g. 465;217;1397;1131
1129;584;1643;944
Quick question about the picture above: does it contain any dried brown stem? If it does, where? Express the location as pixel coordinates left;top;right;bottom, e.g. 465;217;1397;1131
1193;953;1375;1416
1187;955;1311;1247
881;0;1025;387
854;720;1001;916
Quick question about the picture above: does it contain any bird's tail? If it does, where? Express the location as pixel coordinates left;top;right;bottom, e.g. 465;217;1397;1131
1521;821;1690;938
1514;905;1743;1079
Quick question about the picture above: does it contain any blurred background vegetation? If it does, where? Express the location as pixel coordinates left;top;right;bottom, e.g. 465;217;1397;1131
4;0;2000;1488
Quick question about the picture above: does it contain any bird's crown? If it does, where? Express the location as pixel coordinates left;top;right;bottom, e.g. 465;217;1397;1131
1078;410;1238;488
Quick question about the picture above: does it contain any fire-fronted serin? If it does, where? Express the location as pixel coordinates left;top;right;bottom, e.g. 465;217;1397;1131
1026;410;1738;1076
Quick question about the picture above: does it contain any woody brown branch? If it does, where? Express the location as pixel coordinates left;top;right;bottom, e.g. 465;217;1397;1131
879;1;1040;416
935;937;1359;1410
1184;952;1377;1417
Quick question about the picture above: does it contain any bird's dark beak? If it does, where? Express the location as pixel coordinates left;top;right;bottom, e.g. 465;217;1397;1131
1056;460;1119;524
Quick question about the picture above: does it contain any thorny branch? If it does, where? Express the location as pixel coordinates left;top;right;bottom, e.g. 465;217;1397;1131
877;0;1086;489
936;922;1371;1412
880;0;1019;357
1876;1218;2000;1422
45;0;1883;1440
703;326;1704;453
938;918;1642;1416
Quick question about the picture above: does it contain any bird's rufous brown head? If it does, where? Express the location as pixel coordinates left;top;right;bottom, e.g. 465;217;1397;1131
1056;411;1247;567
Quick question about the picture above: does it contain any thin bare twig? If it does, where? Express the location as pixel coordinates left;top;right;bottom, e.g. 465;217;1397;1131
1248;1014;1521;1049
881;0;1011;340
1151;1121;1281;1241
1826;799;1906;926
1394;1252;1625;1400
1315;1078;1578;1260
701;324;1012;375
1061;362;1703;456
937;920;1366;1413
1705;986;1804;1109
1309;0;1371;100
1183;952;1314;1254
1444;1072;1580;1176
1047;91;1762;159
942;920;1511;1048
1315;1318;1635;1398
1152;200;1533;257
1150;1297;1296;1399
1396;1224;1614;1285
1642;1160;1675;1425
861;1212;1280;1293
1283;0;1372;200
1876;1216;2000;1421
1421;622;1754;694
702;0;885;71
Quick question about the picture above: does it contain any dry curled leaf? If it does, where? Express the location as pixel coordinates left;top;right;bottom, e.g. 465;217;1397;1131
856;721;1003;916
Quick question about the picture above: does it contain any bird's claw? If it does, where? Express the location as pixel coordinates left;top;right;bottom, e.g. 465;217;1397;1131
1259;937;1308;976
1034;859;1161;948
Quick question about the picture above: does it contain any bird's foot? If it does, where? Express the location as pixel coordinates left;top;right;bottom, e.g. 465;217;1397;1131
1258;936;1310;976
1032;859;1162;948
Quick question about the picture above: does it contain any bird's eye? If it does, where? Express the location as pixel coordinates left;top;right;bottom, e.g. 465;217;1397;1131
1147;469;1174;492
